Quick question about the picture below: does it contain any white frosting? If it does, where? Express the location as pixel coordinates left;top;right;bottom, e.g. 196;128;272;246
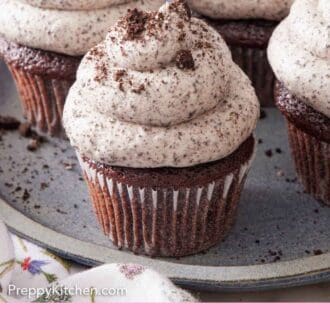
63;1;259;168
187;0;294;20
18;0;129;10
0;0;163;56
268;0;330;118
78;8;230;127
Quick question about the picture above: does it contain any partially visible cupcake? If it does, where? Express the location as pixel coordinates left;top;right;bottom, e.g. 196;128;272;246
187;0;294;106
268;0;330;205
0;0;163;136
63;0;260;257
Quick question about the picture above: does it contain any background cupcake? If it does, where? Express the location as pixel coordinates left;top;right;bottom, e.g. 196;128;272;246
63;1;259;257
187;0;294;106
0;0;162;136
268;0;330;205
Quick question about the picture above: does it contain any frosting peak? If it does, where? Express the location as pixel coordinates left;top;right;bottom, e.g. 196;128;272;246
268;0;330;118
76;0;231;127
64;1;259;168
106;2;192;71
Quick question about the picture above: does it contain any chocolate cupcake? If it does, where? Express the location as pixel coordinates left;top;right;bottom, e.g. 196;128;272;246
269;0;330;205
63;1;260;257
0;0;163;136
187;0;294;106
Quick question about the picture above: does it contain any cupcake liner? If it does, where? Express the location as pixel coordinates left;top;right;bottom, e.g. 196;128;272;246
7;63;74;137
229;45;275;107
286;120;330;205
77;151;255;257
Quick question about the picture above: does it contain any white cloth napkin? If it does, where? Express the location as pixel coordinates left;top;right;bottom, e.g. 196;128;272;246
0;219;195;303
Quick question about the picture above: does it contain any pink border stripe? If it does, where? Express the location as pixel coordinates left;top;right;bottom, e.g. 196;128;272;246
0;303;328;329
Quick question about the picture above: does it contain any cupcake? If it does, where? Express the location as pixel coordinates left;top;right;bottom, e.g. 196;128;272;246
0;0;162;136
187;0;294;106
268;0;330;205
63;0;260;257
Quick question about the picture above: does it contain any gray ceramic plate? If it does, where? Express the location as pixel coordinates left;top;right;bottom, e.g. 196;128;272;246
0;61;329;292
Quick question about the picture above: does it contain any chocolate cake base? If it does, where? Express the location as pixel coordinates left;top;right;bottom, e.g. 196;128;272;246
207;19;277;107
275;81;330;205
0;37;81;137
77;135;256;257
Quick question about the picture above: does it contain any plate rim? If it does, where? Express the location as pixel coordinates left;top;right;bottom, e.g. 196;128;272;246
1;199;330;292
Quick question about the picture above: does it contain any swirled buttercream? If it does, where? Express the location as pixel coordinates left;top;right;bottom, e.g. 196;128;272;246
187;0;294;20
268;0;330;118
0;0;163;56
63;1;259;168
18;0;129;10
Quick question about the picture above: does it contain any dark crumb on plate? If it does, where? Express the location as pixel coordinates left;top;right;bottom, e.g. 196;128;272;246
22;189;30;201
40;182;49;190
313;249;323;256
0;115;20;130
63;162;75;170
56;208;68;215
27;138;40;151
285;177;297;183
265;149;273;157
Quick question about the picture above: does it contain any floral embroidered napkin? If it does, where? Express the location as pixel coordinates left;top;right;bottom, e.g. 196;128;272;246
0;219;195;303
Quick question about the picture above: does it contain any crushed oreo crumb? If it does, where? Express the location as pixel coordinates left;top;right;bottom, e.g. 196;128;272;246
114;69;127;82
22;189;30;201
94;62;108;83
27;138;40;151
0;115;20;130
275;148;282;154
120;8;149;41
132;84;145;94
168;0;191;20
313;249;323;256
265;149;273;157
175;49;195;70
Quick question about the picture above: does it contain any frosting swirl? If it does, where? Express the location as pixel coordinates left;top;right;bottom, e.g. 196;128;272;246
0;0;163;56
63;1;259;168
18;0;129;10
268;0;330;118
187;0;294;20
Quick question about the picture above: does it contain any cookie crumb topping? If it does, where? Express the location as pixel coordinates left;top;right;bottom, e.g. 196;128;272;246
175;49;195;70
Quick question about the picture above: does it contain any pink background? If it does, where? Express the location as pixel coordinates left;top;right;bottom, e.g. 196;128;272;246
0;304;328;329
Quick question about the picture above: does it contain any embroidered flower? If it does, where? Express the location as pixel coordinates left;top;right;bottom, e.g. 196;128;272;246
21;257;48;275
20;257;57;283
119;264;145;280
